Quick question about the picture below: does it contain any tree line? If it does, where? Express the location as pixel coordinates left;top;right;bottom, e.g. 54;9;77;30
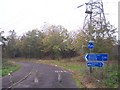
1;21;117;59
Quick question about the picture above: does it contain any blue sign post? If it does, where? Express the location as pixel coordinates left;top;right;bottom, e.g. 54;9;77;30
87;62;104;67
88;41;94;49
84;40;108;70
84;53;108;61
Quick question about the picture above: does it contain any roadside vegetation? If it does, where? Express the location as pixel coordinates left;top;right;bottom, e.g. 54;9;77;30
0;59;20;76
1;20;117;60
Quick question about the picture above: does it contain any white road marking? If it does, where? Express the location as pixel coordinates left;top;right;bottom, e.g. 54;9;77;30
34;78;39;83
55;70;67;73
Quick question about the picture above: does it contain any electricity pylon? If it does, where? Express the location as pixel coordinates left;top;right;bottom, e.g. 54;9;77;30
77;0;107;40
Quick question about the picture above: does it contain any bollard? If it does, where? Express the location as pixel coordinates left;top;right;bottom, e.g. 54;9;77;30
55;70;67;82
34;70;39;83
8;71;14;84
58;71;62;82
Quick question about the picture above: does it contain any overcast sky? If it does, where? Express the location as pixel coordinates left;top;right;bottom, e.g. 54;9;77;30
0;0;119;37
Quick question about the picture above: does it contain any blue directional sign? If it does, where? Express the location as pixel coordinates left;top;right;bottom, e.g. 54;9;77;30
88;40;94;49
87;62;104;67
84;53;108;61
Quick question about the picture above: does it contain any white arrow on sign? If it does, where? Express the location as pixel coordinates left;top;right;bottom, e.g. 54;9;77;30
84;53;88;61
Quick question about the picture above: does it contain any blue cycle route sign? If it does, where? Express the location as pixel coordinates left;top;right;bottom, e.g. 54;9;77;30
87;62;104;67
84;53;108;61
88;40;94;49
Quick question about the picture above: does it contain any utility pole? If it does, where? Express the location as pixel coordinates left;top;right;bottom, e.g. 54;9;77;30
77;0;107;73
118;2;120;63
0;31;2;90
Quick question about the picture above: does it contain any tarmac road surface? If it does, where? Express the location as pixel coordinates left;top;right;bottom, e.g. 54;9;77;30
2;62;78;88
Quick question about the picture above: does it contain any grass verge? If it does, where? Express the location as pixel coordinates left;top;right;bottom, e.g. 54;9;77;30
0;59;20;76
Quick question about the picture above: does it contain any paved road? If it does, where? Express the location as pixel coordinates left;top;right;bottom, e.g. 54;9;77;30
2;62;77;88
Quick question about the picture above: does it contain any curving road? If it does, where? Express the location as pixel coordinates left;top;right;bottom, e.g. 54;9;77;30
2;62;78;88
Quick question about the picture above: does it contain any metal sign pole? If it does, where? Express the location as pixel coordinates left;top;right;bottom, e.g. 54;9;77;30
0;45;2;90
89;1;93;74
0;35;2;89
89;49;92;73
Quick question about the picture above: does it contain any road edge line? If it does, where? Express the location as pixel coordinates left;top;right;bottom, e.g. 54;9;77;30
6;71;32;89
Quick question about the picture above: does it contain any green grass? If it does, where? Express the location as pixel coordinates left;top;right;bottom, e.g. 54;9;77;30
1;59;20;76
1;64;20;76
86;62;119;88
63;65;81;70
104;70;118;88
63;64;86;87
102;64;119;88
0;69;2;76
